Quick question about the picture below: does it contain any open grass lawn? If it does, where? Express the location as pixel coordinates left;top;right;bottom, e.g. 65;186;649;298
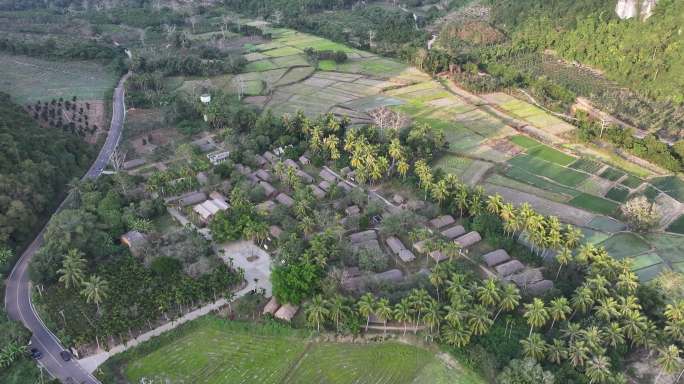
569;158;604;174
568;193;619;215
652;176;684;203
508;155;589;187
105;317;477;384
0;53;118;103
667;215;684;234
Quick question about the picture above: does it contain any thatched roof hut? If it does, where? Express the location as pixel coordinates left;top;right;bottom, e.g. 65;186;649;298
527;280;554;296
429;215;455;229
318;180;332;192
455;231;481;249
373;269;404;283
413;239;429;254
298;155;310;165
263;297;280;315
319;169;337;182
255;169;272;181
121;230;147;256
398;249;416;262
296;170;314;184
284;159;300;170
274;304;299;322
353;239;382;253
385;236;406;255
310;185;326;199
508;269;544;288
263;151;278;163
178;191;207;207
337;181;352;192
259;181;277;197
255;154;268;167
276;193;295;207
441;225;466;240
483;249;511;268
429;250;448;263
345;205;361;216
495;260;525;277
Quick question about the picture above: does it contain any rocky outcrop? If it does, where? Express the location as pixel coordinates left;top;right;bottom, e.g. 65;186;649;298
615;0;657;20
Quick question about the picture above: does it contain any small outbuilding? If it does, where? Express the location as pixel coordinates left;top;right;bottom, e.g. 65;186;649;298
429;215;455;229
255;154;268;167
495;260;525;277
298;155;310;165
483;249;511;268
255;169;272;182
349;230;377;244
319;169;337;182
455;231;481;249
412;239;429;254
178;191;207;207
441;225;466;240
527;280;554;296
121;230;147;256
296;170;314;184
429;250;448;263
345;205;361;216
263;297;280;316
275;193;295;207
258;181;277;198
274;303;299;322
263;151;278;163
284;159;300;170
309;185;326;199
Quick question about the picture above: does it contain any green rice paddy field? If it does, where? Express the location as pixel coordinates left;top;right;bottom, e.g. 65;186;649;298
101;317;481;384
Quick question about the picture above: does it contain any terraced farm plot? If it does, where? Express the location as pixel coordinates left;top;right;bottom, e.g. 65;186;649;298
486;174;572;203
606;186;630;203
630;252;664;270
599;167;626;182
0;53;118;103
109;318;474;384
568;193;619;215
620;174;644;189
488;93;575;135
509;135;541;149
263;46;303;57
599;233;651;259
652;176;684;203
504;167;580;199
570;158;604;174
508;155;588;187
526;145;575;166
667;215;684;234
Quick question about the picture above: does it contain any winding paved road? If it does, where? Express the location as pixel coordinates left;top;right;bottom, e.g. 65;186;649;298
4;71;131;384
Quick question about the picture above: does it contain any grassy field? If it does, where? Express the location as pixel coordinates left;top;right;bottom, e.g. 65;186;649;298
0;53;118;103
508;156;588;187
102;317;479;384
568;193;619;215
652;176;684;203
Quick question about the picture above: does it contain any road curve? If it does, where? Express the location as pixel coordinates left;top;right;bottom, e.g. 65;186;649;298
4;71;131;384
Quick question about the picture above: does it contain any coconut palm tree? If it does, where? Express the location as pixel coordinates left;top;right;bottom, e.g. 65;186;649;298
393;299;413;336
429;266;447;302
486;194;504;216
567;340;590;367
431;179;449;206
328;295;350;333
80;275;108;313
656;345;681;384
562;322;583;344
520;333;547;361
375;298;393;336
455;185;469;218
468;305;493;336
476;278;500;308
563;224;583;249
357;293;375;332
441;322;471;348
547;338;567;365
555;247;573;280
305;295;330;332
603;322;625;348
409;289;430;331
423;299;441;340
548;297;571;330
571;286;595;316
523;298;549;337
494;283;520;321
594;297;620;322
58;248;86;289
585;354;612;384
616;271;639;295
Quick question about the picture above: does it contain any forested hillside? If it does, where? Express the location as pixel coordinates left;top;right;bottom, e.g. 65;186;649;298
0;92;94;252
490;0;684;102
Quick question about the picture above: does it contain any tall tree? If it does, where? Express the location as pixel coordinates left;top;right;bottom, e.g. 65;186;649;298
57;248;86;289
80;274;108;313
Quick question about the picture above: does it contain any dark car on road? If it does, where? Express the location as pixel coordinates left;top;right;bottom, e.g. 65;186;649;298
60;350;71;361
30;348;42;360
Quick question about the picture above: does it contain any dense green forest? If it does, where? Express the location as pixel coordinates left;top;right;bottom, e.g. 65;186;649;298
489;0;684;103
0;92;94;255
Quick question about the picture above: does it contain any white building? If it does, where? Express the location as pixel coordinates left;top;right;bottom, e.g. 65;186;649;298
207;150;230;165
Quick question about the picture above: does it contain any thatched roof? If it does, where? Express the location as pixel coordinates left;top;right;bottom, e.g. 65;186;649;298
235;164;252;175
296;170;314;184
352;239;382;253
121;230;147;249
209;191;227;202
455;231;481;249
527;280;554;296
310;185;326;199
483;249;511;268
284;159;300;170
337;181;352;192
318;180;332;192
263;297;280;315
398;249;416;262
298;155;310;165
349;230;377;244
255;154;268;167
255;169;272;181
441;225;466;240
274;304;299;322
430;250;448;263
508;269;544;288
263;151;278;163
276;193;295;207
429;215;455;229
258;181;277;197
269;225;283;239
178;191;207;207
495;260;525;277
345;205;361;216
373;269;404;283
385;236;406;254
319;169;337;182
